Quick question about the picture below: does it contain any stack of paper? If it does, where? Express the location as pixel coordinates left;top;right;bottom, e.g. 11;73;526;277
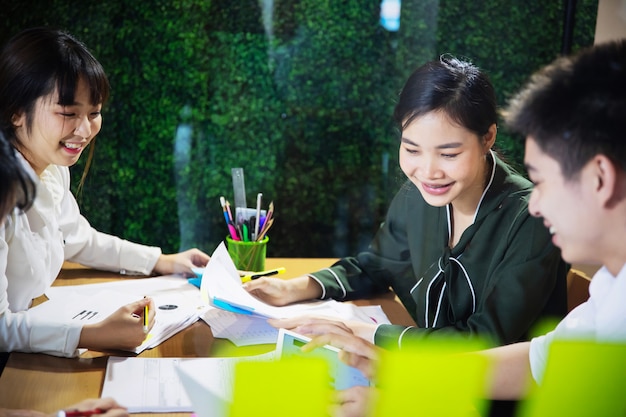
39;276;206;353
198;243;391;346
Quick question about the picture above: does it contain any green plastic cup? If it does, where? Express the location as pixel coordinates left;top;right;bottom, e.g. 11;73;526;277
226;236;268;272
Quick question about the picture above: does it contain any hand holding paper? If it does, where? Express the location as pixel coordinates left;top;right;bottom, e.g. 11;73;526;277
200;242;389;323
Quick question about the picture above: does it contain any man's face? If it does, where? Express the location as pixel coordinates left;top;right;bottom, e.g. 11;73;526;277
524;137;601;265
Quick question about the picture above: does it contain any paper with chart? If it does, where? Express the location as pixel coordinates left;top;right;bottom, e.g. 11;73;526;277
199;242;391;346
100;329;368;414
101;352;276;413
40;276;206;353
201;303;391;346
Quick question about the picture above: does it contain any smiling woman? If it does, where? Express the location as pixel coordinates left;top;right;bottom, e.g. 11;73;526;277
245;55;569;351
12;78;103;175
0;27;210;358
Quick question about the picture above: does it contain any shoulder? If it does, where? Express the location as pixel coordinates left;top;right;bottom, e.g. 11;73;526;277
494;155;532;194
490;157;534;212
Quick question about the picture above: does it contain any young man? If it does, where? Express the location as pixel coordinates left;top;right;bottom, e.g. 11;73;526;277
485;37;626;399
288;39;626;416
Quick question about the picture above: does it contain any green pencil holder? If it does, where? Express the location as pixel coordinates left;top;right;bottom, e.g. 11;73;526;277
226;236;269;272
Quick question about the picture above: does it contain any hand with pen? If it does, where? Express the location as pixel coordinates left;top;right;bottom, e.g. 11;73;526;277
78;297;155;352
0;398;128;417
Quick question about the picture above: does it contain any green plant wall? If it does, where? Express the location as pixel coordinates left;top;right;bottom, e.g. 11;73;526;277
0;0;597;258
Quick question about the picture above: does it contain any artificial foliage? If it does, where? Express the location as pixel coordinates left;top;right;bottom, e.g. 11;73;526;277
0;0;597;257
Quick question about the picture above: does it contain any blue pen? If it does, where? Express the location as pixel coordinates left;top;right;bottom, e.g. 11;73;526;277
219;196;229;224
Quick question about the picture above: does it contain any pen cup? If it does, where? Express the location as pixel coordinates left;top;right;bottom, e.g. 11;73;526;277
226;236;268;272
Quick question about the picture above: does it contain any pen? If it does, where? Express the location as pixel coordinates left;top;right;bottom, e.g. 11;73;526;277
254;192;262;241
58;409;104;417
225;199;234;223
241;267;286;283
219;196;229;224
143;301;149;333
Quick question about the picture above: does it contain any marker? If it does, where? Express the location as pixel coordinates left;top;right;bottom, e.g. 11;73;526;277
242;223;249;242
227;222;240;241
241;267;286;283
143;301;149;334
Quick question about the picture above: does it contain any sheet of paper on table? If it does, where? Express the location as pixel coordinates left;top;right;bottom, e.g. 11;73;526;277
201;303;390;346
101;351;275;413
39;276;205;353
100;328;370;414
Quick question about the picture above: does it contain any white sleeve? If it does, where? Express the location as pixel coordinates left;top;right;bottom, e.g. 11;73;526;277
0;310;82;357
0;228;81;357
528;330;554;384
56;167;161;275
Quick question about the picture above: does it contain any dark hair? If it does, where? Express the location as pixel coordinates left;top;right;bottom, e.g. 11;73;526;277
393;55;498;137
504;39;626;179
0;27;110;184
0;131;36;219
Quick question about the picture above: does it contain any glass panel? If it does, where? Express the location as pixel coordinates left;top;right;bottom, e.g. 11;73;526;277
1;0;598;258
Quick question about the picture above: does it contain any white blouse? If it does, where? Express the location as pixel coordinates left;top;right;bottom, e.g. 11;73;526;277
0;156;161;357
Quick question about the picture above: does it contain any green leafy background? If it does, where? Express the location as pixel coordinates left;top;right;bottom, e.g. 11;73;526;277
0;0;597;257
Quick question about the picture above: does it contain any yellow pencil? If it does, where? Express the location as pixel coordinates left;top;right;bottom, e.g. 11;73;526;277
143;302;149;333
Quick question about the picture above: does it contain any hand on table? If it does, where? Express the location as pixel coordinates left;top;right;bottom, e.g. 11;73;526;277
243;275;322;306
54;398;128;417
0;398;128;417
153;248;210;277
0;409;47;417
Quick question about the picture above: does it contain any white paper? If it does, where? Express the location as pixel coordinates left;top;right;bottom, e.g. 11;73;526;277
39;276;206;353
101;329;368;414
101;352;276;413
200;243;392;324
201;307;279;346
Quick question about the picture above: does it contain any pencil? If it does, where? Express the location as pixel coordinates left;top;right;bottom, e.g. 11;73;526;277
143;302;149;333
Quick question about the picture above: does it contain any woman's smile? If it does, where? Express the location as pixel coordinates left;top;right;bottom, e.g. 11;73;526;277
421;181;454;196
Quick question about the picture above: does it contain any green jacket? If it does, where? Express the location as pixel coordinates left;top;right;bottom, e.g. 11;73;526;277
310;155;568;348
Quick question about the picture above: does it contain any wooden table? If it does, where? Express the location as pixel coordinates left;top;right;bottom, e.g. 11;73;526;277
0;259;415;413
